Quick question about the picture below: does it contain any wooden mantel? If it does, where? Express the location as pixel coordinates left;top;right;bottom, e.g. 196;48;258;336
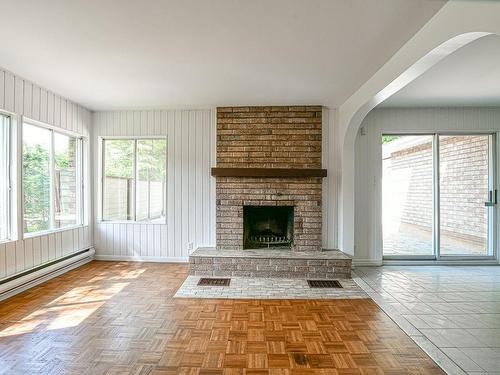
211;167;327;178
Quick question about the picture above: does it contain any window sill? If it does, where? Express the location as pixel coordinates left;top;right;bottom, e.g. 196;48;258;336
97;220;167;225
23;224;87;239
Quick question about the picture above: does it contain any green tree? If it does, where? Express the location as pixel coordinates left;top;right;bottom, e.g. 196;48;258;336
137;139;166;182
23;143;50;232
381;135;399;144
104;140;134;178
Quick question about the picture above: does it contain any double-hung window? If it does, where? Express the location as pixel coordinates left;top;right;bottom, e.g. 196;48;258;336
101;138;166;222
23;122;83;235
0;113;11;242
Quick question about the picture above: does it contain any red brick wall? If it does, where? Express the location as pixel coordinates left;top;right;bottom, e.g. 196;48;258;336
217;106;322;168
216;106;323;251
387;135;488;243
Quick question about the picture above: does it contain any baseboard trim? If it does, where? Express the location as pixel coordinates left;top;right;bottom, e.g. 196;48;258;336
383;259;500;266
352;259;383;267
94;255;189;263
0;248;95;302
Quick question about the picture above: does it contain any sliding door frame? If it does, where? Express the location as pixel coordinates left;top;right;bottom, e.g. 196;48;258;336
382;132;497;261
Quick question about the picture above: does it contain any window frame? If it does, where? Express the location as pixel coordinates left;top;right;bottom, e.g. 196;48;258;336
22;119;85;238
0;111;12;243
99;136;167;225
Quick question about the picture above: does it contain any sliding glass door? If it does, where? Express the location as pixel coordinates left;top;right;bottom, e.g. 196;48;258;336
382;133;495;259
382;135;435;257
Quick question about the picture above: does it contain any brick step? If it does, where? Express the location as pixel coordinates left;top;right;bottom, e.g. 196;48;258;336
189;247;352;279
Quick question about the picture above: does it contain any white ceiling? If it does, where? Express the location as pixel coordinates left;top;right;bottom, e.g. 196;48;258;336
383;34;500;107
0;0;444;111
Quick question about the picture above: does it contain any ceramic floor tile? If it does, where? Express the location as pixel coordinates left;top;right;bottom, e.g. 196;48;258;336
402;302;439;314
354;265;500;375
467;329;500;347
461;348;500;372
421;329;484;348
441;348;484;372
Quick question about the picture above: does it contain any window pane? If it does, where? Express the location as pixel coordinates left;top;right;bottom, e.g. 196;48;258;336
23;124;51;233
0;115;9;241
103;140;135;221
382;135;434;256
54;133;79;228
136;139;166;222
439;135;490;256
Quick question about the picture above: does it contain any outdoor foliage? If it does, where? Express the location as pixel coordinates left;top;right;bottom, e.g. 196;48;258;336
104;139;166;181
381;135;400;144
23;143;50;232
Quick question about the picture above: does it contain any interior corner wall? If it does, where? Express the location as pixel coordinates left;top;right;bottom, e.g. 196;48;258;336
0;68;93;280
322;107;338;249
92;110;216;261
354;107;500;263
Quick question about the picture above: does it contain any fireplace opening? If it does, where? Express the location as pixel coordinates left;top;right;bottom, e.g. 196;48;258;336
243;206;294;249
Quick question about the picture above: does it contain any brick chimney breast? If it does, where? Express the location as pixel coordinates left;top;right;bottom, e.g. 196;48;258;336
215;106;323;252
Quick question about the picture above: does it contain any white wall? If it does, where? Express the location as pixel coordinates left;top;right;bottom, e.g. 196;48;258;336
354;107;500;264
93;110;216;261
322;108;338;249
0;68;93;280
93;108;338;260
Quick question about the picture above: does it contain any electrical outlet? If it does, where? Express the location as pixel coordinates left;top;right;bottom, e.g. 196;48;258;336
187;242;194;252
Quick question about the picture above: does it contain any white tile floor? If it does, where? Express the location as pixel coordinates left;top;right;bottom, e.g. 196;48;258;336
354;265;500;375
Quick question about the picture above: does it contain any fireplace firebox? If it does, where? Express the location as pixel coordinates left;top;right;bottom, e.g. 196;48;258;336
243;206;294;249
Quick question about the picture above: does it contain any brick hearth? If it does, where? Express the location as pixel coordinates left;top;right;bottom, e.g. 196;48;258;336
189;248;352;279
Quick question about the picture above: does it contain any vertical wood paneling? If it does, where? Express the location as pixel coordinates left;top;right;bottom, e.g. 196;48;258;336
0;67;93;281
24;238;33;269
0;71;4;108
322;108;337;249
23;81;33;118
4;72;15;112
93;109;216;260
5;242;15;276
40;89;48;123
14;77;23;114
355;107;500;262
15;241;24;273
33;236;41;267
32;85;40;120
0;243;6;279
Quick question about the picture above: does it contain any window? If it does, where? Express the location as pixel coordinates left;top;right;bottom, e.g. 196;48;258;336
102;138;166;222
0;114;11;241
23;122;83;235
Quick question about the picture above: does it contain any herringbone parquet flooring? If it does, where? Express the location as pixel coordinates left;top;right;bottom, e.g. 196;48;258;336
0;261;445;375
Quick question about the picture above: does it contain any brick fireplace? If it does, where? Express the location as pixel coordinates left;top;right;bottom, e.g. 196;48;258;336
188;105;352;280
243;205;294;249
214;106;324;251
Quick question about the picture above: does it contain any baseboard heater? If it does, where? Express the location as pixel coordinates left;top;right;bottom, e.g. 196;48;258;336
0;247;95;301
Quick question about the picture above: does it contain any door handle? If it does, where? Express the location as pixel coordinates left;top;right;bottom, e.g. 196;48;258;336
485;190;497;207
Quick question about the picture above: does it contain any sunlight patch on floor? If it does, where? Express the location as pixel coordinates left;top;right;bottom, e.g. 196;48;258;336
0;282;129;337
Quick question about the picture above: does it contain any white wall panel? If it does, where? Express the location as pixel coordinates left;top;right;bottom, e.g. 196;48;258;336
0;67;93;280
355;107;500;263
94;107;336;259
322;108;337;249
93;109;216;261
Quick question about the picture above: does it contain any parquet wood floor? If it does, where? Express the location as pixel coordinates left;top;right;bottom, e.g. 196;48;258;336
0;261;445;375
